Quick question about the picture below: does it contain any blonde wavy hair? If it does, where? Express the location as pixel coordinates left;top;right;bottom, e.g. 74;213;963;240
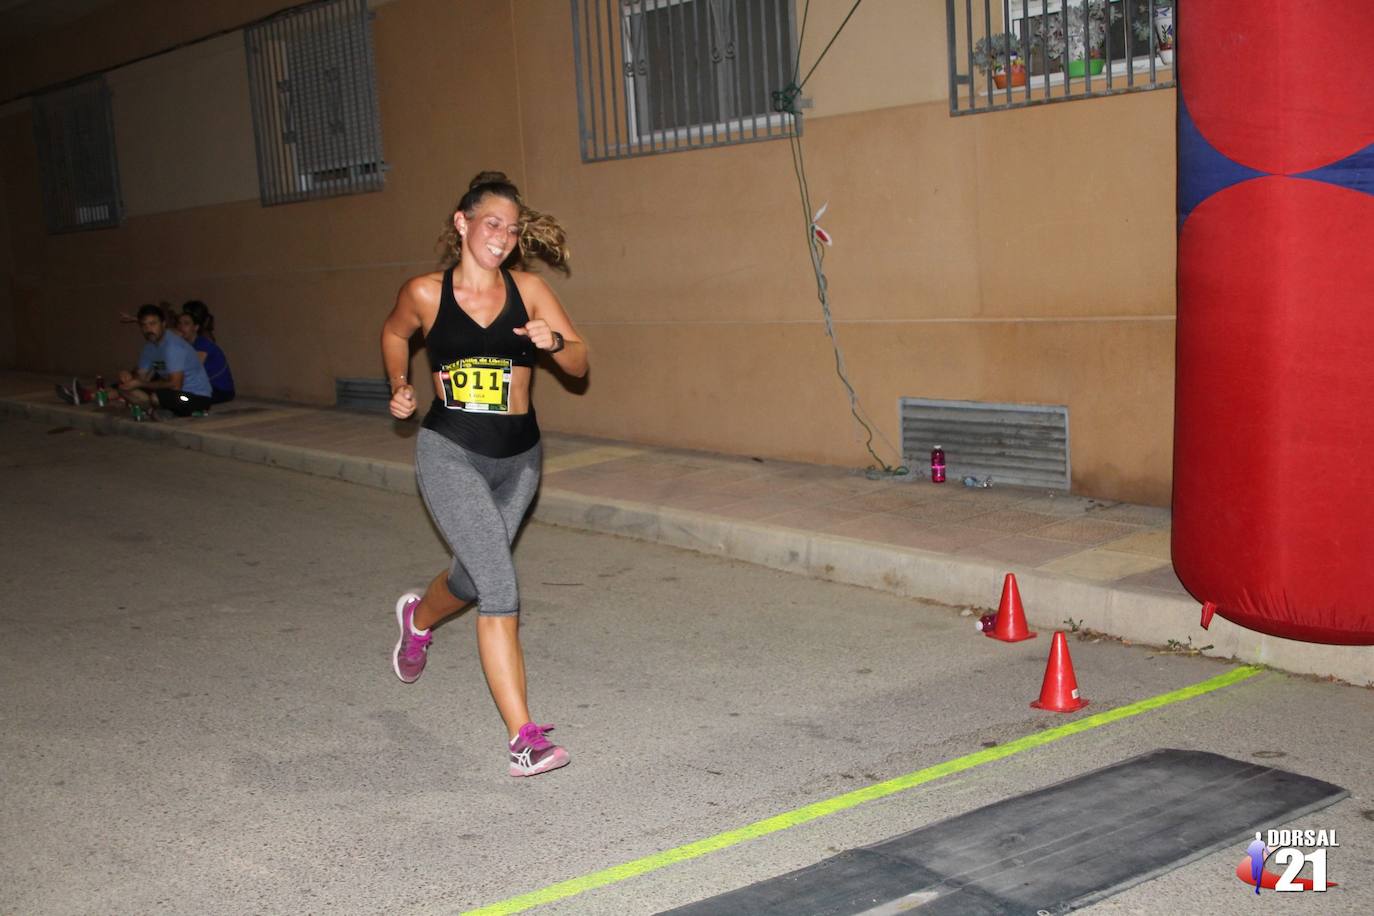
436;171;570;275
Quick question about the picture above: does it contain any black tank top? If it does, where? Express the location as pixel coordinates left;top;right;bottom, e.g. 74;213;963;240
421;266;541;458
425;266;537;369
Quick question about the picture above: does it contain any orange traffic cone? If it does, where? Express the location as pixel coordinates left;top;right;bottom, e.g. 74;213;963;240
987;573;1037;642
1030;631;1089;712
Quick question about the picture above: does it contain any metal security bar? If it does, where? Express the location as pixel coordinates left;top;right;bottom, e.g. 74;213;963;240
570;0;799;162
946;0;1175;115
901;397;1071;490
244;0;385;205
30;78;123;233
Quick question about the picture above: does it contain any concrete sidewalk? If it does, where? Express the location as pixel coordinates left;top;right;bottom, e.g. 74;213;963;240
5;369;1371;685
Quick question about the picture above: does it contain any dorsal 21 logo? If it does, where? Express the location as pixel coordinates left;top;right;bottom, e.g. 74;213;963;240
1237;829;1340;893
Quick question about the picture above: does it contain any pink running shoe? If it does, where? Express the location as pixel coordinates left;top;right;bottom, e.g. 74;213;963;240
508;723;570;777
391;593;432;683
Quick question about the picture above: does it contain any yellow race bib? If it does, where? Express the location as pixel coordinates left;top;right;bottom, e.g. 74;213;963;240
439;357;512;412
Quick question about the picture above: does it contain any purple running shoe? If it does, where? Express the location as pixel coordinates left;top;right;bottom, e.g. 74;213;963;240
508;722;570;777
391;593;431;683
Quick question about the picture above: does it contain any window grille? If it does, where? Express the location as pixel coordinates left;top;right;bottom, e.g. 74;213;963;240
244;0;385;205
571;0;800;162
30;78;124;233
946;0;1175;115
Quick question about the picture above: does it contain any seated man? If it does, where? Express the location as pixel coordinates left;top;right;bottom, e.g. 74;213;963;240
117;303;214;417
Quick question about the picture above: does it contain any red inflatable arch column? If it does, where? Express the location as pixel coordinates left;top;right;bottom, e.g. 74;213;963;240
1173;1;1374;644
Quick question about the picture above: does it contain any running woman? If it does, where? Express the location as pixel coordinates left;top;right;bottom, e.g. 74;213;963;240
380;171;587;777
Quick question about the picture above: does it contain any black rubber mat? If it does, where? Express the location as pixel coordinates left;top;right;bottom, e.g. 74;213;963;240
663;748;1347;915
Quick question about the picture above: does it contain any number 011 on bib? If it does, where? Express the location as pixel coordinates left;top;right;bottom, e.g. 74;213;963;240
439;357;512;412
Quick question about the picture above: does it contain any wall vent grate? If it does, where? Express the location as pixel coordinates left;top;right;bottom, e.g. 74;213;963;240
900;397;1070;490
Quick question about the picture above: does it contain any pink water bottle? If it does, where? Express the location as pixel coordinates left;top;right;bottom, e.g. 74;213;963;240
931;445;946;483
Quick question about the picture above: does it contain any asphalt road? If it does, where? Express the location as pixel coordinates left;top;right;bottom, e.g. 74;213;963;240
2;415;1370;915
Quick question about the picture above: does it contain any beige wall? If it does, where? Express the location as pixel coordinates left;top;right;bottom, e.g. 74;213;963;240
803;0;948;116
515;0;1176;504
108;32;260;217
1;0;526;404
0;0;1177;505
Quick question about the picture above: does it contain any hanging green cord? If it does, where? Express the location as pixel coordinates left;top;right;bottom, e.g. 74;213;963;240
792;0;812;83
788;129;908;479
776;0;904;477
774;0;864;117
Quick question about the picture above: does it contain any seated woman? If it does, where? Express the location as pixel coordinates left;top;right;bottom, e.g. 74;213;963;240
177;300;236;404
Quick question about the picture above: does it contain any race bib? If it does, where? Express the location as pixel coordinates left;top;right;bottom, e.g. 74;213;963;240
439;357;512;412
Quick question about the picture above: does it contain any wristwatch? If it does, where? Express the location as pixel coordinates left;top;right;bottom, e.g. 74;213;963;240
548;331;566;354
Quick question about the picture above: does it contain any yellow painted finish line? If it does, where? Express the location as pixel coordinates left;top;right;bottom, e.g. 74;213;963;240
467;665;1263;916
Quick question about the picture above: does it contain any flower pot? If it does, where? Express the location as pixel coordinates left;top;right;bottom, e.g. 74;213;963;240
1154;7;1174;49
1067;57;1106;77
1158;47;1173;66
993;66;1027;89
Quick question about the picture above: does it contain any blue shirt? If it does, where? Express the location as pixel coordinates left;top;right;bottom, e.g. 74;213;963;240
139;332;212;397
194;335;235;395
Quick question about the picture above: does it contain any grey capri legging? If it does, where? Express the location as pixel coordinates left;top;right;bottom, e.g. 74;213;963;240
414;428;542;616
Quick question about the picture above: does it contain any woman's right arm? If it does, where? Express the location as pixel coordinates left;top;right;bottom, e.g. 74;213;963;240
381;278;428;419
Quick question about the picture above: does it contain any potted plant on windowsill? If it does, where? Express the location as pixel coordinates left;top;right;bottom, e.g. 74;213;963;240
972;32;1028;89
1035;0;1109;78
1132;0;1175;65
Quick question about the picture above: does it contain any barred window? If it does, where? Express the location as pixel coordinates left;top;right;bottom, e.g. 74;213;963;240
30;78;124;233
244;0;386;205
947;0;1176;115
572;0;799;162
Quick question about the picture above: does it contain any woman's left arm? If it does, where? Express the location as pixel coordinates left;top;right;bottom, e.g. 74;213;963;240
514;273;589;378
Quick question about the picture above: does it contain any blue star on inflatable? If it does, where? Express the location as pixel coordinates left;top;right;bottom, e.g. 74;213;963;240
1296;142;1374;198
1177;99;1267;224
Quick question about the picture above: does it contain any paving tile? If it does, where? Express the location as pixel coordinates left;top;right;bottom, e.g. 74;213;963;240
1103;529;1172;560
1086;502;1172;527
655;490;753;513
711;494;813;521
897;499;1003;524
1034;517;1145;546
764;506;877;533
842;487;946;513
601;478;680;502
1116;563;1191;596
669;466;764;487
960;508;1064;535
811;476;907;498
544;475;627;498
771;462;855;478
583;458;686;481
193;408;305;430
708;477;813;497
540;466;599;485
1039;549;1169;583
544;445;644;473
828;516;995;552
955;535;1087;567
1017;493;1115;518
934;487;1043;511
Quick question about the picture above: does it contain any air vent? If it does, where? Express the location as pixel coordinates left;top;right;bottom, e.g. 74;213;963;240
335;377;391;413
900;398;1070;490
